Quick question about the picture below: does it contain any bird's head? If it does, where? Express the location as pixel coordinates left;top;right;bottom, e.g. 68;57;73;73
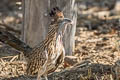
49;7;72;24
49;7;73;35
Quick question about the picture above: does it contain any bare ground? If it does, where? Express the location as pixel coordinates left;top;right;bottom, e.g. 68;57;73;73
0;0;120;80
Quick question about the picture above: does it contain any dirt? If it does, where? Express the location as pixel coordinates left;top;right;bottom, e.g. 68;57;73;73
0;0;120;80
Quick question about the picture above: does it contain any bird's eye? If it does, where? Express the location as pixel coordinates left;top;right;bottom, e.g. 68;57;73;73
60;16;63;18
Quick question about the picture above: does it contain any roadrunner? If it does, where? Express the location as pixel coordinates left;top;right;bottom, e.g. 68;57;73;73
0;7;72;80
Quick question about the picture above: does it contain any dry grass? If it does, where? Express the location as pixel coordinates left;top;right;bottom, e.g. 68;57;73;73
0;0;120;80
1;26;120;80
0;55;26;79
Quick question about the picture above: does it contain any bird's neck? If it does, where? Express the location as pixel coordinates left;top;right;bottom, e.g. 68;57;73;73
43;26;58;46
44;22;67;47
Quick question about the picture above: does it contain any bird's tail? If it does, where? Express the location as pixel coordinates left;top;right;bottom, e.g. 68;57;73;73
0;29;32;53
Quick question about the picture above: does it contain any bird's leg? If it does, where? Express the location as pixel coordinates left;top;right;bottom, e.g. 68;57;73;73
45;77;48;80
37;50;48;80
44;74;48;80
37;73;42;80
37;69;44;80
37;66;47;80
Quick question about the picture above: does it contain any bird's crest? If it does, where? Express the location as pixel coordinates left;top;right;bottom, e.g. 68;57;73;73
49;7;64;20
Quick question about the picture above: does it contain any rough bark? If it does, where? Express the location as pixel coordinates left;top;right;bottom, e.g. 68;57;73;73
23;0;77;55
23;0;49;47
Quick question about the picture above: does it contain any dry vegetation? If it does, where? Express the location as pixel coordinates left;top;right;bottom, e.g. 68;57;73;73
0;0;120;80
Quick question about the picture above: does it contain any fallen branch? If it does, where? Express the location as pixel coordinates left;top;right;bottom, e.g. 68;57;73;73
64;56;78;67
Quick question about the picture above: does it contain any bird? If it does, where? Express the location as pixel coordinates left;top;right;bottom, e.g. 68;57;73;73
0;7;73;80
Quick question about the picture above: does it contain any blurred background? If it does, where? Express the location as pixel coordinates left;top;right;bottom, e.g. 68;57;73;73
0;0;120;79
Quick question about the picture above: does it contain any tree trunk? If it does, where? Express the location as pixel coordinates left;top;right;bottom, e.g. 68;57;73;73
23;0;77;55
23;0;50;46
114;0;120;15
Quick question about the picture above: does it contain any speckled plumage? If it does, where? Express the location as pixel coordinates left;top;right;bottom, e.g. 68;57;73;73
23;7;72;80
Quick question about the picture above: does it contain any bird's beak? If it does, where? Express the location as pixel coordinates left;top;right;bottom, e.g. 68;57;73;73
69;20;73;26
70;20;73;25
64;18;73;25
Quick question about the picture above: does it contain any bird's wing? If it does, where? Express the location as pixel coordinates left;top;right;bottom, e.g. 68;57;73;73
47;47;65;74
26;49;48;75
